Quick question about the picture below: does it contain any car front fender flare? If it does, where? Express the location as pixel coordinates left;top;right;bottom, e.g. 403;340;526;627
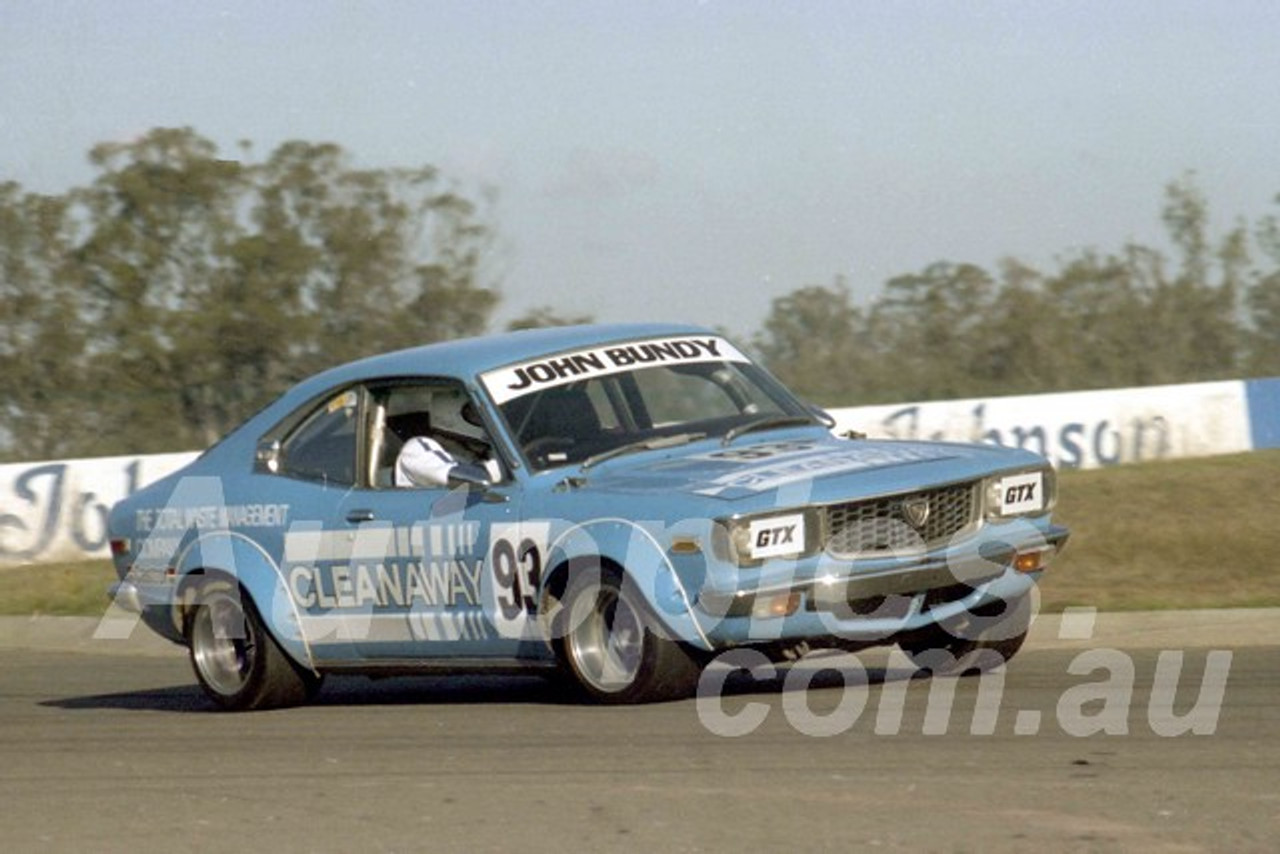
541;517;713;652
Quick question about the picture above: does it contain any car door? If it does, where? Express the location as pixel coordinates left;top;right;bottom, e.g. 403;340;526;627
337;379;543;662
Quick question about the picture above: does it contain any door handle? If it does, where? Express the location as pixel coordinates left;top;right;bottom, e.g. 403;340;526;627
346;508;375;524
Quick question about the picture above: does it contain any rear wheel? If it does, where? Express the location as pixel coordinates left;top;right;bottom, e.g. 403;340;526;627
185;580;321;710
553;565;700;704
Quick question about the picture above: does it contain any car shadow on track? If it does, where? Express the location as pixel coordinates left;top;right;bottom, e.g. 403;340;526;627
40;674;581;713
712;662;914;697
40;661;922;713
43;684;212;712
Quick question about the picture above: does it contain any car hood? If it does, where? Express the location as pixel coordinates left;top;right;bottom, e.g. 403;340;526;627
576;436;1040;505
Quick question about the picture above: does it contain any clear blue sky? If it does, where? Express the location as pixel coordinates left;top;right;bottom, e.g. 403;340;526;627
3;1;1277;337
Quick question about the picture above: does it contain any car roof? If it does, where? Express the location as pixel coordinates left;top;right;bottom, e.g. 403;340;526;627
289;322;714;400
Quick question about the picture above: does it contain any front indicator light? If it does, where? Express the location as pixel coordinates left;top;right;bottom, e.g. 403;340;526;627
751;592;801;619
1014;549;1049;573
668;537;702;556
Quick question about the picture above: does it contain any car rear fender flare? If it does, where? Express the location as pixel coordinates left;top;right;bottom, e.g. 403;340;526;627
541;518;712;652
173;531;317;674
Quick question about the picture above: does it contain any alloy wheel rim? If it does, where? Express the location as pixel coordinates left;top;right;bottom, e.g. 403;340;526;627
191;592;255;697
568;584;644;692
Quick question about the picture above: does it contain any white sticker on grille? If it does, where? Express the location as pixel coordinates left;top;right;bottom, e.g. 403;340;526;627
998;471;1044;515
748;513;806;560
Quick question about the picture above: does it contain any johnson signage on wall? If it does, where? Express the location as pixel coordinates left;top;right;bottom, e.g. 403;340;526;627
829;379;1276;470
0;452;197;568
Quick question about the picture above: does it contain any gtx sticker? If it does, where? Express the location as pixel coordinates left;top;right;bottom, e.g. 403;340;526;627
748;514;805;560
997;471;1044;516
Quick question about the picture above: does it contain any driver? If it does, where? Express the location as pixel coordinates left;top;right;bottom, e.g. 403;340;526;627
394;395;501;488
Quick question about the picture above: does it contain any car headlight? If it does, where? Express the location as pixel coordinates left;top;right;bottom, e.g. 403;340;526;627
985;465;1057;520
716;509;821;567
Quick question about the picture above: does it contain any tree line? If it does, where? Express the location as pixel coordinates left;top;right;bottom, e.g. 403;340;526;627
755;178;1280;405
2;128;1278;462
2;128;504;461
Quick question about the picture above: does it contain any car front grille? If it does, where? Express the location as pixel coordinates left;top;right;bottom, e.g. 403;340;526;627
824;481;979;558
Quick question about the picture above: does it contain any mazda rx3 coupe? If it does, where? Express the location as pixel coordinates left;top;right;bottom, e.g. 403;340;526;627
107;323;1069;709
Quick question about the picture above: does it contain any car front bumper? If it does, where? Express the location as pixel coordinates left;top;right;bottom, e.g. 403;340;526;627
693;523;1069;648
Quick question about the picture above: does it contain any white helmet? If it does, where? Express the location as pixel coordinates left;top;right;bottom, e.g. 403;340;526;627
432;389;486;441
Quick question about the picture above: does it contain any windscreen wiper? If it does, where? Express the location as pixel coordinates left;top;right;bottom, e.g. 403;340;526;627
581;432;706;470
721;415;815;446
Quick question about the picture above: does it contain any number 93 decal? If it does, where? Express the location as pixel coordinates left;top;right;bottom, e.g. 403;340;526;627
484;522;550;639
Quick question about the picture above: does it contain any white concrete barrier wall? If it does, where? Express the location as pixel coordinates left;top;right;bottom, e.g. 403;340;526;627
3;378;1278;567
1;452;197;567
828;380;1254;470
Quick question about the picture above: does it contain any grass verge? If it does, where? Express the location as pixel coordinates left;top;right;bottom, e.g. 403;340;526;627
0;560;118;616
2;450;1278;615
1040;449;1280;611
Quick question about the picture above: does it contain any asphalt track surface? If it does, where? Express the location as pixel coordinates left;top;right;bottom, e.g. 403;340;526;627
1;614;1277;853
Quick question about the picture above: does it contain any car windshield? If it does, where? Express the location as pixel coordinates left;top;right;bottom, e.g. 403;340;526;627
482;337;814;471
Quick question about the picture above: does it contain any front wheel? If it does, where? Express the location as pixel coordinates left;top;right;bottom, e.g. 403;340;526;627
553;565;700;704
185;580;322;711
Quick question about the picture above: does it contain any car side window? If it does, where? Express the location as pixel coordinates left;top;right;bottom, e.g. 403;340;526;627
279;390;360;485
372;381;499;489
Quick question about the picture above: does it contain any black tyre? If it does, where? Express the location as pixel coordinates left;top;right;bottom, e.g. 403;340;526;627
185;580;322;711
899;594;1031;676
553;565;700;704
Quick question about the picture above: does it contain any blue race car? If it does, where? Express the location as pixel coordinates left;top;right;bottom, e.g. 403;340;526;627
107;323;1069;709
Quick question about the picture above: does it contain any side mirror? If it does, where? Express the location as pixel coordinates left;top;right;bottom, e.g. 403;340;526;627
446;463;493;490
